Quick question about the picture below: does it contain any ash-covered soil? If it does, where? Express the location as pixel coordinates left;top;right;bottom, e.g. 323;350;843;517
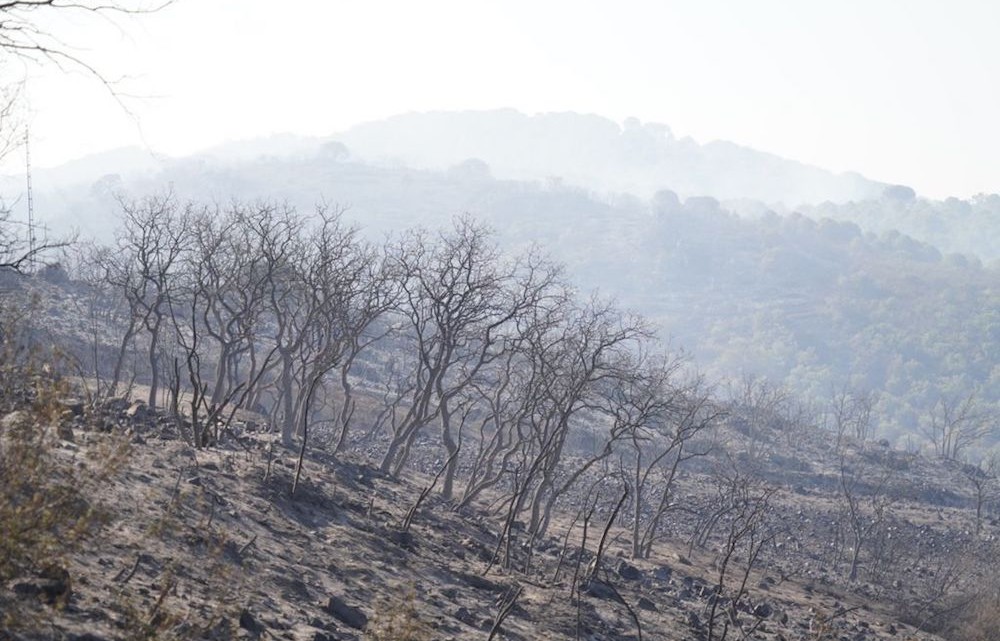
3;273;997;641
4;395;984;641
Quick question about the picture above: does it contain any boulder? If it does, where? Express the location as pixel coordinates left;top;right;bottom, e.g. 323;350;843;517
616;560;642;581
324;596;368;630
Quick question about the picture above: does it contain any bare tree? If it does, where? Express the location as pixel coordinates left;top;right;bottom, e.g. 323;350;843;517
247;203;312;445
329;245;400;453
828;384;878;447
377;218;562;503
963;454;998;537
623;368;721;559
920;390;991;460
289;208;389;492
105;194;189;408
703;468;777;641
504;296;649;541
726;373;787;466
187;204;277;411
483;295;651;569
836;443;895;582
455;277;572;509
0;2;172;88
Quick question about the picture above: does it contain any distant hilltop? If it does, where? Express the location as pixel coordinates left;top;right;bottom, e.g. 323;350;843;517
337;109;890;206
4;110;894;208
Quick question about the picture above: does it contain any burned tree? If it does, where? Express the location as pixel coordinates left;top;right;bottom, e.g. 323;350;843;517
104;194;189;408
726;374;788;467
920;390;990;461
835;442;896;582
828;384;878;447
454;277;573;509
621;366;721;559
523;298;651;539
703;469;777;641
377;218;562;502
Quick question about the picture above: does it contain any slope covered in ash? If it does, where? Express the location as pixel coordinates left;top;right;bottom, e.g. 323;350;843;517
2;377;996;641
2;273;998;641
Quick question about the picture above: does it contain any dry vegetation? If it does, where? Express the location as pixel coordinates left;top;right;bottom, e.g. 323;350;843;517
2;260;999;641
0;3;998;640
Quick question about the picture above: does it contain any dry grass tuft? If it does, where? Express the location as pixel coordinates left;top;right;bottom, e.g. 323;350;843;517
0;302;130;632
364;586;434;641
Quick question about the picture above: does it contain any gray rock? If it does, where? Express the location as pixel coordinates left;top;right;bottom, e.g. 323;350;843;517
617;560;642;581
454;606;478;627
653;566;672;581
324;596;368;630
453;570;501;592
123;401;149;421
11;566;70;605
1;410;30;432
57;420;75;441
583;579;624;603
239;608;265;637
102;397;129;413
687;611;702;629
59;398;85;416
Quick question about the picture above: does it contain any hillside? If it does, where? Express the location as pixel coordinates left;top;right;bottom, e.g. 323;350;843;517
797;195;1000;264
2;322;998;641
12;148;997;453
336;110;887;205
1;2;998;640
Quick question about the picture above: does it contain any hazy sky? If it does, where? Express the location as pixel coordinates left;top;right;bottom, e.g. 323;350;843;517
8;0;1000;199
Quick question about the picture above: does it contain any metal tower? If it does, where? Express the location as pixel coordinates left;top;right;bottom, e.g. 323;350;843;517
24;128;36;269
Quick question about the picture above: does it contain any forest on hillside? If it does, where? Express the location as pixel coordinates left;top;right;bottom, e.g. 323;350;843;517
4;191;1000;640
20;145;997;456
2;4;1000;640
798;192;1000;263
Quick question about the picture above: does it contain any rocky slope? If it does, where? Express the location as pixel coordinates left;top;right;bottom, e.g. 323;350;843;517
4;381;997;641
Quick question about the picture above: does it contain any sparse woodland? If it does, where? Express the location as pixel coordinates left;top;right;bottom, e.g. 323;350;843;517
1;4;1000;641
2;192;1000;641
52;145;1000;451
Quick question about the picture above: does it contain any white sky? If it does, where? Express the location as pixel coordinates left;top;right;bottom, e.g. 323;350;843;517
8;0;1000;199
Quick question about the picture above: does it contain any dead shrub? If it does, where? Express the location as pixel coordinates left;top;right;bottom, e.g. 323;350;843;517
1;301;130;632
364;586;433;641
946;581;1000;641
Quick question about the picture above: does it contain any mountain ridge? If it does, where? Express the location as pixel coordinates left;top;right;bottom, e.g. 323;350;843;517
5;109;892;207
336;109;891;205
